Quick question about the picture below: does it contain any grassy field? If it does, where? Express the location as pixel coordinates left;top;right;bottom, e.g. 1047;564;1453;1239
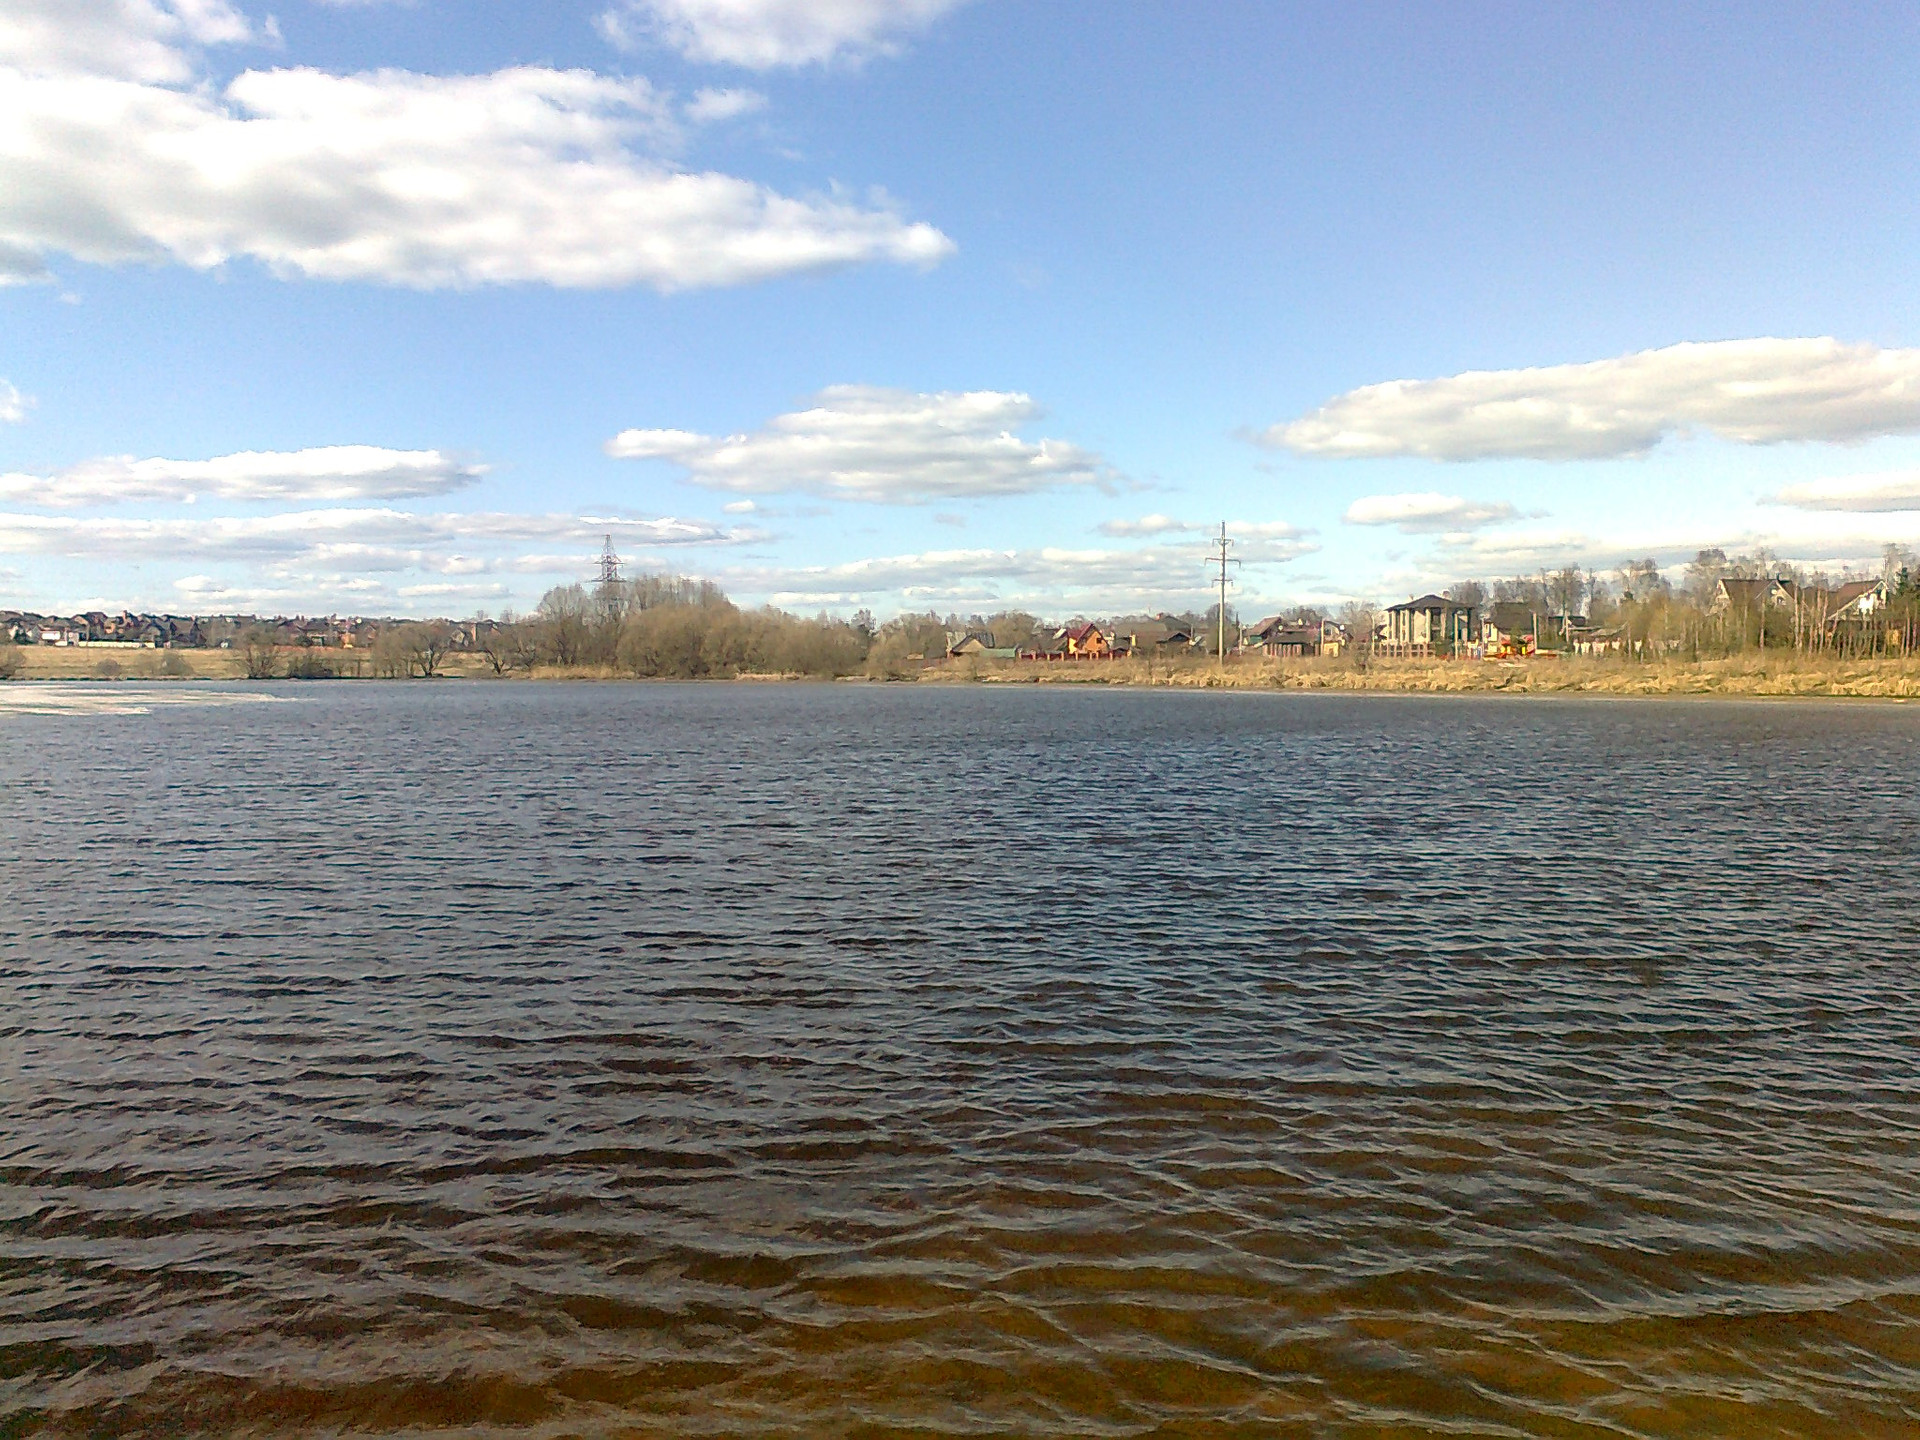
10;647;246;680
925;653;1920;699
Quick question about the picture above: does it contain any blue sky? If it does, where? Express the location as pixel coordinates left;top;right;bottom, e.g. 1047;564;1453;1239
3;0;1919;619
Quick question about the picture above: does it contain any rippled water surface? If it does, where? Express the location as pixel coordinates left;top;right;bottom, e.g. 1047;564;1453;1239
4;683;1920;1437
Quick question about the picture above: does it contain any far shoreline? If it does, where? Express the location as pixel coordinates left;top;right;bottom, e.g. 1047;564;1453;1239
7;649;1920;703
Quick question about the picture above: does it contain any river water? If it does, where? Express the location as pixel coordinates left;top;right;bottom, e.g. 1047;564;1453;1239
3;683;1918;1436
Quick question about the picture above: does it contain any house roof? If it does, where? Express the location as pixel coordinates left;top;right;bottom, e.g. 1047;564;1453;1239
1716;576;1788;605
1832;579;1884;610
1387;594;1474;613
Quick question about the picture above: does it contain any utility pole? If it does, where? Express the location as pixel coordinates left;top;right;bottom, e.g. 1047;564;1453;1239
1211;522;1238;668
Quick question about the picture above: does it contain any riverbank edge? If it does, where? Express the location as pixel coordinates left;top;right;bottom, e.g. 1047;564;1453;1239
9;652;1920;698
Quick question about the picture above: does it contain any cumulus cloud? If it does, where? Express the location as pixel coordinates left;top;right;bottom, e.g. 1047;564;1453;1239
0;446;486;506
1269;338;1920;461
0;381;31;424
0;0;261;83
608;386;1107;503
598;0;967;68
684;86;766;122
1342;492;1518;532
1770;470;1920;513
0;10;952;290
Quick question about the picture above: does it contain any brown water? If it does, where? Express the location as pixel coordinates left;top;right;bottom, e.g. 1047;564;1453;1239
3;683;1919;1436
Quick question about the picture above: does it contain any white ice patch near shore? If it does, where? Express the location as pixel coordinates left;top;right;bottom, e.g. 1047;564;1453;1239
0;684;290;716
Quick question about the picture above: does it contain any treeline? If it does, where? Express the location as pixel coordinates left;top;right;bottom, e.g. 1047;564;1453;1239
469;579;958;680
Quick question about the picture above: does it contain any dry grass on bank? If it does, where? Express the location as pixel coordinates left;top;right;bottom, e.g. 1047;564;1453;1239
13;647;243;680
10;647;1919;699
923;653;1920;699
7;648;510;681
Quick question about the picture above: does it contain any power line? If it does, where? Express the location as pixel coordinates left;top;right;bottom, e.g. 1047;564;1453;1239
1210;522;1239;667
596;534;622;591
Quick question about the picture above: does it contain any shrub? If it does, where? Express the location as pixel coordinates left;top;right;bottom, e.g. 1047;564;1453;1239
286;651;336;680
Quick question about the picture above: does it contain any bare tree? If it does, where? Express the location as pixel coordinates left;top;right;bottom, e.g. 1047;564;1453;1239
1337;601;1379;660
240;626;280;679
536;584;593;667
1683;548;1728;607
398;622;457;678
471;611;516;675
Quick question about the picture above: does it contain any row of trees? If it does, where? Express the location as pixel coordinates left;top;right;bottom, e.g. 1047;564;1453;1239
1432;546;1920;658
470;581;889;679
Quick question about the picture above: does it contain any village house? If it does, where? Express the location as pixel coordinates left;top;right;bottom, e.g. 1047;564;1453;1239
1380;595;1476;657
1053;621;1112;658
1712;575;1892;644
1113;616;1197;654
1710;576;1796;621
1243;615;1342;658
1796;578;1888;624
946;631;1019;659
1481;602;1591;656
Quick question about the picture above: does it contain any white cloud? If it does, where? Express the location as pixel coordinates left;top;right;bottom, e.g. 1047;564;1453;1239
0;507;751;563
0;380;31;424
599;0;966;68
167;570;512;614
1269;338;1920;461
684;86;766;123
1097;514;1305;540
0;446;486;506
608;386;1106;503
724;532;1319;611
1342;492;1518;532
1096;513;1189;538
0;0;260;83
1771;470;1920;513
0;38;953;290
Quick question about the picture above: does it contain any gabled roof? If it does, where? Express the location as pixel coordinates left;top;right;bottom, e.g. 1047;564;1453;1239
1831;579;1885;611
1387;593;1474;612
1715;576;1790;605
